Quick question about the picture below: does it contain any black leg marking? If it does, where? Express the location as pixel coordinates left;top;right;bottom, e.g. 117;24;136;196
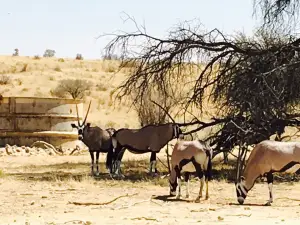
95;151;100;175
278;161;299;172
114;147;125;177
89;151;95;175
184;172;190;182
191;157;204;179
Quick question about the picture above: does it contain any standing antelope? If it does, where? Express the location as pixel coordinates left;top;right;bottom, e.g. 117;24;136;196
71;101;116;176
169;138;213;202
235;140;300;206
112;123;183;177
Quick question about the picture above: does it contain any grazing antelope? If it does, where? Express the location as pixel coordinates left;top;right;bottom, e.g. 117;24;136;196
169;138;213;202
235;140;300;206
71;101;116;176
112;123;183;176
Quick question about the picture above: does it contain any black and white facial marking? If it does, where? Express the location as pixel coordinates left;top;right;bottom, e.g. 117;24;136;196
71;123;91;141
173;124;183;139
235;177;248;205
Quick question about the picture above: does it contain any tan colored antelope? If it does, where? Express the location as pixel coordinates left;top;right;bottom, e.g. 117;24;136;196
235;140;300;205
169;138;213;202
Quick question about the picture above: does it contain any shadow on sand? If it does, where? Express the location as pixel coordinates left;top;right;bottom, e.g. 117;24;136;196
152;194;191;202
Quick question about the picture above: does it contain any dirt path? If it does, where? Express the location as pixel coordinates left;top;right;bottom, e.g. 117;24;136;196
1;155;300;225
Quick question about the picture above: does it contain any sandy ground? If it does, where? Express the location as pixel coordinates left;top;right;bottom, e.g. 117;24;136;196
1;154;300;225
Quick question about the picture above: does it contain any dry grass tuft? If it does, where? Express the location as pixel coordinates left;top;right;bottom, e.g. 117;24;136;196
54;65;62;72
0;74;11;85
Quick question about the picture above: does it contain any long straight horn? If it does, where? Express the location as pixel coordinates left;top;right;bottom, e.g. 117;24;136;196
75;104;80;126
83;100;92;125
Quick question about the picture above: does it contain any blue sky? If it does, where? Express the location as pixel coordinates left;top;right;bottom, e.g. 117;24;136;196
0;0;258;59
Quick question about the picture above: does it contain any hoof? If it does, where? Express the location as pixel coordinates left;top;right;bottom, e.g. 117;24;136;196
265;201;272;206
185;195;190;199
205;196;209;200
175;195;181;200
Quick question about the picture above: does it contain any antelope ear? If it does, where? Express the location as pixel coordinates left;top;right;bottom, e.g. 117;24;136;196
71;123;77;128
87;123;91;127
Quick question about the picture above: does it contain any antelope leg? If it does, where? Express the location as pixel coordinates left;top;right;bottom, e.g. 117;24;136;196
175;176;181;199
265;172;273;206
205;177;209;200
95;151;100;176
89;151;95;176
184;172;190;199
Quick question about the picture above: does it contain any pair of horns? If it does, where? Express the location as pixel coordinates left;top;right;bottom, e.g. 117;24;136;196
75;100;91;126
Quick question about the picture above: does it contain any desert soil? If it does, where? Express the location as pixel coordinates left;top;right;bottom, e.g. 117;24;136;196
1;153;300;225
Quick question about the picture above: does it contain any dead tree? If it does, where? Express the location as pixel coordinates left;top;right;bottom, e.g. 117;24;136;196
100;12;300;181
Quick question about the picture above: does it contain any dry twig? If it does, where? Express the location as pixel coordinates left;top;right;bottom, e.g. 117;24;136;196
131;217;158;221
68;193;137;206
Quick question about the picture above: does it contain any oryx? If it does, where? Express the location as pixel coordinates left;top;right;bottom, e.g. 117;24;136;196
71;101;116;176
235;140;300;206
169;138;213;202
111;123;183;177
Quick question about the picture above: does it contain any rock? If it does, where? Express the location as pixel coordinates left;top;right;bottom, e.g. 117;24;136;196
25;147;30;153
5;145;13;155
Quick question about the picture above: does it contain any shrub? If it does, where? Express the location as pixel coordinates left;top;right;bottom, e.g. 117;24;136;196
96;82;108;92
12;48;19;56
58;58;65;62
105;121;116;128
43;49;56;57
54;65;62;72
50;79;92;99
0;75;11;85
33;55;40;60
75;54;83;60
20;63;28;72
15;78;22;85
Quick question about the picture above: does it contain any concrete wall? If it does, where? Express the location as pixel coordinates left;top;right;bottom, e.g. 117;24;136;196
0;97;84;148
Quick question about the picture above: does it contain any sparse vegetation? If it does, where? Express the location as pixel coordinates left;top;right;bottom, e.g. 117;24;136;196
54;65;62;72
49;75;55;81
21;88;29;92
97;98;105;107
76;53;83;60
0;74;11;85
33;55;40;60
12;48;19;56
0;169;5;178
105;120;116;128
20;63;28;72
50;79;92;99
15;78;23;85
43;49;56;58
96;82;108;92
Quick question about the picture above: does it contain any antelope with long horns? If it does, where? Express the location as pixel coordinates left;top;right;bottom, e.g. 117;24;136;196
235;140;300;206
169;138;213;202
112;123;183;177
71;101;116;176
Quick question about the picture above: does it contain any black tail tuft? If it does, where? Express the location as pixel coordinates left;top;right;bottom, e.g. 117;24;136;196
205;149;213;181
106;148;116;173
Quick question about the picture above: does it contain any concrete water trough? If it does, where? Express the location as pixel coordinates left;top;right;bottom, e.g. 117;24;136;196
0;97;84;148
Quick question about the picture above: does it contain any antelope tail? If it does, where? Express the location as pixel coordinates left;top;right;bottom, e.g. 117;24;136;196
106;148;115;171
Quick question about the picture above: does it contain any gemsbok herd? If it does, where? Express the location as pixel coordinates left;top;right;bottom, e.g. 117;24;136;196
72;101;300;206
